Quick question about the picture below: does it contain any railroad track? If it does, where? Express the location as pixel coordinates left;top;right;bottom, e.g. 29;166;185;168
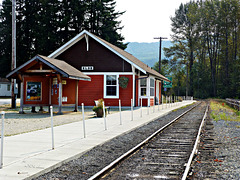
88;101;208;180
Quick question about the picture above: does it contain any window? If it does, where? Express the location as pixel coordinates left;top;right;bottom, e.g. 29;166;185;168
140;79;147;96
104;75;119;98
7;84;10;91
150;78;155;96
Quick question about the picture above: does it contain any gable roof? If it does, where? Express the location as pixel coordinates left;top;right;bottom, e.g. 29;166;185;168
48;30;170;82
6;55;91;81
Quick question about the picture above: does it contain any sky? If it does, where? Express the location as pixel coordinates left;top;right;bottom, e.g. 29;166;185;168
0;0;190;43
115;0;190;43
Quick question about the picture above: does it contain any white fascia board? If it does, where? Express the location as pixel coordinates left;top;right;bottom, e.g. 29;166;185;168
68;76;91;81
83;72;134;75
48;30;147;74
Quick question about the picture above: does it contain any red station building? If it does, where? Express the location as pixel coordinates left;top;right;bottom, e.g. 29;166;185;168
7;30;170;114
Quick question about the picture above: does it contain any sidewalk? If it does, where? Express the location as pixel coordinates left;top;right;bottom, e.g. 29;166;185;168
0;101;195;180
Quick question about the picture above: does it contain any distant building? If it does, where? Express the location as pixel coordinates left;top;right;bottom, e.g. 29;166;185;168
0;78;11;97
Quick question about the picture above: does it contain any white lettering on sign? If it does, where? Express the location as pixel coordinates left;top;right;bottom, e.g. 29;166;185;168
81;66;94;71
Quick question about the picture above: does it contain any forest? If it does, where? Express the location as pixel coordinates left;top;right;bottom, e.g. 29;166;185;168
154;0;240;99
0;0;239;99
0;0;126;77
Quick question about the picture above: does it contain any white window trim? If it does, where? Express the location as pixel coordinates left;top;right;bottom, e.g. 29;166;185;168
104;74;119;99
139;77;155;98
150;77;155;97
139;78;147;97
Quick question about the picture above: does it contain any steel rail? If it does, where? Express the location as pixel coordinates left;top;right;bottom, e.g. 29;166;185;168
88;102;201;180
182;103;209;180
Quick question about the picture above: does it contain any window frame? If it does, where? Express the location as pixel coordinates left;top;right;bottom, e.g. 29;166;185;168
104;74;119;99
150;78;155;97
139;77;155;98
140;78;147;97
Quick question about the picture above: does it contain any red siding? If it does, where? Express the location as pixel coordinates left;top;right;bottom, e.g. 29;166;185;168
78;74;133;106
135;75;138;106
62;79;76;105
150;98;154;106
119;75;133;106
78;75;103;106
142;98;148;106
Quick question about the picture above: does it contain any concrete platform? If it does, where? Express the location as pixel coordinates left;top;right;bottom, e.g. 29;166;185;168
0;101;195;180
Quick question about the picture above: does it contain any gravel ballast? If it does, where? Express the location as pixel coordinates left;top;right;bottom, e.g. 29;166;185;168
34;103;197;180
190;104;240;179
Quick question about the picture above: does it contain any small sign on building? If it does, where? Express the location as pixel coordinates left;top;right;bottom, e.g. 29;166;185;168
81;66;94;71
163;77;172;88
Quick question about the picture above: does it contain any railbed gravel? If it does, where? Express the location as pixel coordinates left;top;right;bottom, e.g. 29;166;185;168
34;103;197;180
190;108;240;179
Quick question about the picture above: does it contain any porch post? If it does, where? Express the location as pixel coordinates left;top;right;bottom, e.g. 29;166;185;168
19;80;24;114
74;80;79;112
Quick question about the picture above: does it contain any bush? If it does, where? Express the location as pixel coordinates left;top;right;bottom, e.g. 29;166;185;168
93;99;107;117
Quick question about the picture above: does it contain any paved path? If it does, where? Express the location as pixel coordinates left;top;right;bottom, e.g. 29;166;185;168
0;101;195;180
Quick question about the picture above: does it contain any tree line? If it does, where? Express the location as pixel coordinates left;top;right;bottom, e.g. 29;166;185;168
154;0;240;99
0;0;126;77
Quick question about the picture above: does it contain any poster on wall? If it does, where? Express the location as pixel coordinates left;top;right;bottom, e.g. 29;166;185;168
26;82;42;101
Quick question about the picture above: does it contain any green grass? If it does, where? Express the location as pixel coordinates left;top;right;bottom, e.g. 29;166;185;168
210;100;240;122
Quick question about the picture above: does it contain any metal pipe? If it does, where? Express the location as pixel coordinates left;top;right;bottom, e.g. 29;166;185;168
131;99;133;121
50;106;54;150
119;100;122;125
82;103;86;138
0;112;5;169
103;102;107;130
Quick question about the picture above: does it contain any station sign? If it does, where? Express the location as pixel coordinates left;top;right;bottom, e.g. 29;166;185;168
81;66;94;71
163;77;172;88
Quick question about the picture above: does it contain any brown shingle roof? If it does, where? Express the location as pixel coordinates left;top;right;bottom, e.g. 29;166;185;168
6;55;90;81
48;30;170;82
38;55;90;81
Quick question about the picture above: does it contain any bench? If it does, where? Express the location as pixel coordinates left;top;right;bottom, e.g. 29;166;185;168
94;100;110;114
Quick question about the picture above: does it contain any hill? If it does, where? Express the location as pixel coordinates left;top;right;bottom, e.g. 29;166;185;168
125;41;172;68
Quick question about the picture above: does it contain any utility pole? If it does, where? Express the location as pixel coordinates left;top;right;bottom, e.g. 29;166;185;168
154;37;167;73
11;0;16;108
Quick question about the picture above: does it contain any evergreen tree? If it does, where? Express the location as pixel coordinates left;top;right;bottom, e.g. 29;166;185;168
0;0;126;78
0;0;12;77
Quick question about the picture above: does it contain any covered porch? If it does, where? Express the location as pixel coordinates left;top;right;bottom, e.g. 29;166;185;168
6;55;91;114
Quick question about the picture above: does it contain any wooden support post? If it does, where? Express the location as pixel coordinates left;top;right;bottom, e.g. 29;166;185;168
19;80;24;114
39;106;43;112
74;80;79;112
31;106;36;113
